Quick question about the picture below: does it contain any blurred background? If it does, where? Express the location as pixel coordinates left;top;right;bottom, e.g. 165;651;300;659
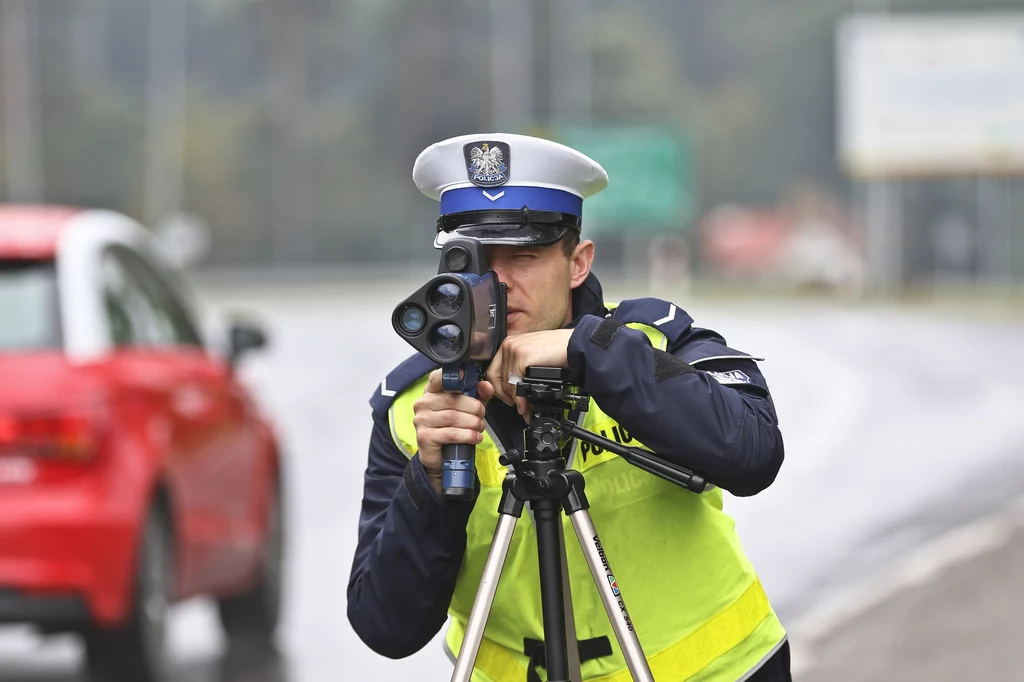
1;0;1023;680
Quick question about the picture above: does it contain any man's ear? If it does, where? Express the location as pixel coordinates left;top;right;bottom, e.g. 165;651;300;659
569;239;595;289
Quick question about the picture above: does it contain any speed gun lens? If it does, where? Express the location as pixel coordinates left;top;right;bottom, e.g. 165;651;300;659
444;245;471;272
427;282;464;317
429;324;464;362
398;305;426;335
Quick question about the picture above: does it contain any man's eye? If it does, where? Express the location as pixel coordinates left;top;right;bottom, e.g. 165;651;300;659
513;253;536;260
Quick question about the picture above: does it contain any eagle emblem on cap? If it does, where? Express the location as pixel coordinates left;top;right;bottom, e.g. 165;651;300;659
463;141;510;188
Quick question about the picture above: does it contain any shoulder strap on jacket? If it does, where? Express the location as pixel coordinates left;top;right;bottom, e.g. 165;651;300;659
608;298;695;348
369;352;437;417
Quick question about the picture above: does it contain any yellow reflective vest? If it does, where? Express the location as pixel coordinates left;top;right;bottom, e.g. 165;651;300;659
387;319;786;681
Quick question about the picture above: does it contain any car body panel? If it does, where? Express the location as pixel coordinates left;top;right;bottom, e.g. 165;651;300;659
0;205;281;630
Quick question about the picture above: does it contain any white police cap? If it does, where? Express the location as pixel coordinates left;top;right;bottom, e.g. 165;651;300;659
413;133;609;248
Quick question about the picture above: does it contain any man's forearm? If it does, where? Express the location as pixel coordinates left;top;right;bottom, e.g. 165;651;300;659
348;447;475;657
567;316;784;496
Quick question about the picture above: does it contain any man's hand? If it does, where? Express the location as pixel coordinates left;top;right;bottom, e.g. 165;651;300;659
486;329;574;416
413;369;496;495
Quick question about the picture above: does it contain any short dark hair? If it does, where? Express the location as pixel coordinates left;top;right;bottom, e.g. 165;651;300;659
560;229;580;257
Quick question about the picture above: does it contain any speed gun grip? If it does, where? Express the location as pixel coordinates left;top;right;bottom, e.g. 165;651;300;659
440;364;479;500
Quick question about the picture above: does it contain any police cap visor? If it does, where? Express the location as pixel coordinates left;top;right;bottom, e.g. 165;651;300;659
434;209;581;248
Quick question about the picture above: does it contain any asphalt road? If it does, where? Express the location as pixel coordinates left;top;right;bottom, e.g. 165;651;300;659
797;501;1024;681
3;278;1023;681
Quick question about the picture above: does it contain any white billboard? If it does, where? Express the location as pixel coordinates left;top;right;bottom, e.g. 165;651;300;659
837;13;1024;178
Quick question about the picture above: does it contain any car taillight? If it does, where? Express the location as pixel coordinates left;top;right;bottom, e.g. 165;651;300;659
0;409;106;462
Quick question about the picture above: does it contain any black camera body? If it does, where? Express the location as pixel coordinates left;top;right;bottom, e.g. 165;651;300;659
392;238;508;498
392;238;507;368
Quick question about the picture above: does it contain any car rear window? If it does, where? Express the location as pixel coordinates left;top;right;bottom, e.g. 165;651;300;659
0;260;61;350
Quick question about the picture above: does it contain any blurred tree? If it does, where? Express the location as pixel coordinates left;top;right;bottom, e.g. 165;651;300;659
3;0;1018;267
1;0;44;202
261;0;315;264
643;0;854;208
181;97;270;265
589;10;696;122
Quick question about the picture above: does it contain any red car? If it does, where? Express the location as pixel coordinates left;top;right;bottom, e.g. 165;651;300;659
0;205;285;681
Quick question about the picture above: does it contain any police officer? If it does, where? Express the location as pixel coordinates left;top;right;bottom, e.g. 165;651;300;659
349;133;791;681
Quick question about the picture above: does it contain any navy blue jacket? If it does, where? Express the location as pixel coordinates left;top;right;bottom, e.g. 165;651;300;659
348;273;784;659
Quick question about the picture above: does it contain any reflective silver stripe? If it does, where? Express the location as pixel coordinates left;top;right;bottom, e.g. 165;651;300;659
485;419;507;461
443;636;458;665
388;406;416;459
736;635;788;682
689;354;764;365
564;410;586;470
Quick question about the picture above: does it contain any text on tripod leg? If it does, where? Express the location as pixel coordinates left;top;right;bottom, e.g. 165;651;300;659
593;535;635;632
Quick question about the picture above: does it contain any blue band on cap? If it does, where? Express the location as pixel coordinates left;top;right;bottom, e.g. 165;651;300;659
440;186;583;217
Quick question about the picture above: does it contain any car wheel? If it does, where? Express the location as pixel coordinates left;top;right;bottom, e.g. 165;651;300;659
85;506;171;682
218;478;284;640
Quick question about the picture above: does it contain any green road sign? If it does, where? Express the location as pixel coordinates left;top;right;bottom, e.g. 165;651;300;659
554;126;695;234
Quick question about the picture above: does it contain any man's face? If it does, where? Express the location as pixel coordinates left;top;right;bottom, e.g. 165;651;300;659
484;239;593;335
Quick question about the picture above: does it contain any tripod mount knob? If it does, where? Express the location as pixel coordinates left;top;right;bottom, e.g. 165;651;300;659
527;419;563;457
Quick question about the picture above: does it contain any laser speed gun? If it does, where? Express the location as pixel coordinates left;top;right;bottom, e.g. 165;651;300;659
392;238;507;499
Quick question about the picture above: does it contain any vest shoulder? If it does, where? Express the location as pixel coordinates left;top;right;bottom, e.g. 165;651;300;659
607;297;695;344
369;352;437;415
608;299;764;364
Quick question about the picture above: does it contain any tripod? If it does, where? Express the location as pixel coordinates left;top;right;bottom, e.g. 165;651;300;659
450;367;710;682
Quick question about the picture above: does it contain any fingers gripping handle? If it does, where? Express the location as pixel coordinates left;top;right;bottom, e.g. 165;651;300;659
441;364;480;500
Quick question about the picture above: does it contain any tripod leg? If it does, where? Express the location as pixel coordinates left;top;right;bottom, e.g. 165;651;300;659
557;521;582;682
451;510;521;682
567;509;655;682
532;498;571;682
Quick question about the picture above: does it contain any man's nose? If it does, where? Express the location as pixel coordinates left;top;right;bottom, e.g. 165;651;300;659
491;264;511;288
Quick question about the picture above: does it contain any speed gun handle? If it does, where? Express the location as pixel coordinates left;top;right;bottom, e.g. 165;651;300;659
441;364;479;500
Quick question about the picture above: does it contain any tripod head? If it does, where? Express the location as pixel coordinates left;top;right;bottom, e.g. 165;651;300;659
512;366;710;494
514;366;587;411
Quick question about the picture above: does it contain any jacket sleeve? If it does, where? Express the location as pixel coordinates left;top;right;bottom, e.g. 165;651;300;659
566;313;784;497
346;409;476;657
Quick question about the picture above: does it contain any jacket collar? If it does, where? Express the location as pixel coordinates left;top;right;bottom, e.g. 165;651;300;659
567;272;607;328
